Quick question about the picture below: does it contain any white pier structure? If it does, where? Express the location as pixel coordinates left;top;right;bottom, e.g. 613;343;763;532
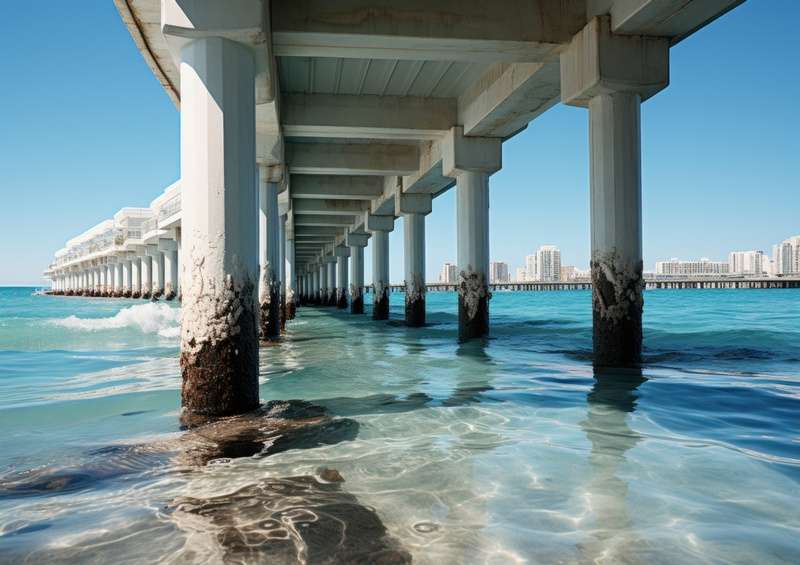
46;0;745;416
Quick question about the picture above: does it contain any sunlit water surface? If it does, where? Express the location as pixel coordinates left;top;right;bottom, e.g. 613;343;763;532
0;286;798;563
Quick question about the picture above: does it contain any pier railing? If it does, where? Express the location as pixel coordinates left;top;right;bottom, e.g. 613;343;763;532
158;194;181;222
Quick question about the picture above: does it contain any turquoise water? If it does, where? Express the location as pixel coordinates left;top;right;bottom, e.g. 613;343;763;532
0;286;798;563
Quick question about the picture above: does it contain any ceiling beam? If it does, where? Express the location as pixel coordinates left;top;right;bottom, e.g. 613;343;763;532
287;142;419;176
291;175;384;200
293;198;370;216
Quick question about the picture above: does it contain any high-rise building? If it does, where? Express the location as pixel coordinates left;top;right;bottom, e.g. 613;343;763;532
439;262;457;284
773;236;800;275
490;261;509;283
728;250;765;275
536;245;562;281
525;254;537;282
515;267;527;282
560;265;577;280
655;258;730;276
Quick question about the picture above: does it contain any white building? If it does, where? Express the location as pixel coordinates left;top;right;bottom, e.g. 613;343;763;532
439;262;457;284
536;245;562;281
773;236;800;275
490;261;510;283
515;267;527;283
524;254;537;282
655;257;730;277
728;250;765;276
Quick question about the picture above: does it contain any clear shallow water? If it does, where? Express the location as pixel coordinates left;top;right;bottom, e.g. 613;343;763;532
0;286;798;563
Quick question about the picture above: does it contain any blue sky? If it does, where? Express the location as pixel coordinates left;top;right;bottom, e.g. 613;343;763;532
0;1;797;285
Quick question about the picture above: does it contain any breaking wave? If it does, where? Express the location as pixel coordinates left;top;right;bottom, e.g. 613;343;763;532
49;303;181;338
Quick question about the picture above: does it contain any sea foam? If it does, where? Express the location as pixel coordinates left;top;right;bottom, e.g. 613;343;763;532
49;302;181;337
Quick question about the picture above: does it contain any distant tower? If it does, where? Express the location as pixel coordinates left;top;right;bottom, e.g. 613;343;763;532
439;262;457;283
536;245;562;281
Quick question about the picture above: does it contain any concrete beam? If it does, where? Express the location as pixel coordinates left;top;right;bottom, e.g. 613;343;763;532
345;232;370;247
287;142;419;176
561;16;669;107
294;214;357;227
442;127;502;177
395;193;432;216
282;94;457;140
364;213;395;233
295;226;346;236
334;246;351;258
293;198;370;216
457;62;560;138
291;175;384;200
272;0;586;62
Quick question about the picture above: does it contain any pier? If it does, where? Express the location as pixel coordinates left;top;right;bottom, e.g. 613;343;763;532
44;0;750;416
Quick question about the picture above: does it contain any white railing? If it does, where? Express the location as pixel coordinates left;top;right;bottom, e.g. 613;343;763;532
159;194;181;221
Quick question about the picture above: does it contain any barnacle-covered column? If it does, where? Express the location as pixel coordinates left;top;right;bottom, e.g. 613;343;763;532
561;16;668;366
160;239;178;301
105;264;113;296
284;219;296;319
163;2;263;416
131;256;142;299
318;262;327;305
122;258;132;298
258;169;280;341
443;127;502;340
278;214;287;326
365;213;394;320
347;232;368;314
148;246;163;299
396;193;431;327
335;246;350;309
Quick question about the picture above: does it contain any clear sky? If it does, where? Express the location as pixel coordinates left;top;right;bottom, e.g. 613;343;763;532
0;1;797;285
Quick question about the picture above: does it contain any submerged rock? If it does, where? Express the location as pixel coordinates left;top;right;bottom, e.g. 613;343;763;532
171;475;411;565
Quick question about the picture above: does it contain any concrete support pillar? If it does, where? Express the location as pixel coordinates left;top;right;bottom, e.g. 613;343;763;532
151;248;164;298
141;255;152;299
456;171;490;340
371;230;390;320
318;264;327;305
105;265;113;296
258;174;280;340
587;92;644;366
122;260;132;298
403;214;426;327
349;243;365;314
560;16;668;365
278;215;286;328
112;263;121;296
326;260;336;306
164;250;178;300
335;247;349;309
174;34;259;416
131;257;141;298
285;231;296;319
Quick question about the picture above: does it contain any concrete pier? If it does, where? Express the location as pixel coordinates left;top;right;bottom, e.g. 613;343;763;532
285;221;296;320
403;213;426;327
259;173;281;340
319;263;327;305
562;16;668;366
347;233;368;314
131;257;141;299
335;247;349;309
169;14;261;416
122;259;131;298
140;255;152;299
326;258;337;306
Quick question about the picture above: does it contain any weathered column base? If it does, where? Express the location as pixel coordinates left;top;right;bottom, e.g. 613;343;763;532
280;293;286;330
286;294;296;320
373;289;389;320
336;289;348;309
123;289;132;298
327;291;336;307
405;295;425;327
131;291;141;299
350;292;363;315
141;287;151;300
152;289;163;300
259;291;281;341
458;270;490;340
165;284;176;301
180;280;260;417
591;255;643;367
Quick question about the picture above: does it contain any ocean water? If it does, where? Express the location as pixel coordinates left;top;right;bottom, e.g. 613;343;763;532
0;286;798;563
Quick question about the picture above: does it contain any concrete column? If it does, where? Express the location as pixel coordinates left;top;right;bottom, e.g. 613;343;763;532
105;265;113;296
278;214;286;327
151;248;164;298
176;35;259;415
349;242;365;314
285;230;296;319
335;247;349;309
98;267;106;296
560;16;668;366
318;263;327;305
588;92;643;365
258;174;280;340
131;257;141;298
403;213;426;326
164;250;178;300
371;230;390;320
141;255;152;299
326;260;336;306
122;260;132;297
456;171;490;339
112;263;121;296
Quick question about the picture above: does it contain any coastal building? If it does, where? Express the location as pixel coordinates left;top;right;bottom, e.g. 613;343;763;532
46;0;751;414
536;246;562;282
773;236;800;275
439;262;457;284
515;267;528;283
729;251;766;276
490;261;510;283
525;254;538;282
655;258;730;277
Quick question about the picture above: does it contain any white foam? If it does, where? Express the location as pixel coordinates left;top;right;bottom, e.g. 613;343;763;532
49;302;181;337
